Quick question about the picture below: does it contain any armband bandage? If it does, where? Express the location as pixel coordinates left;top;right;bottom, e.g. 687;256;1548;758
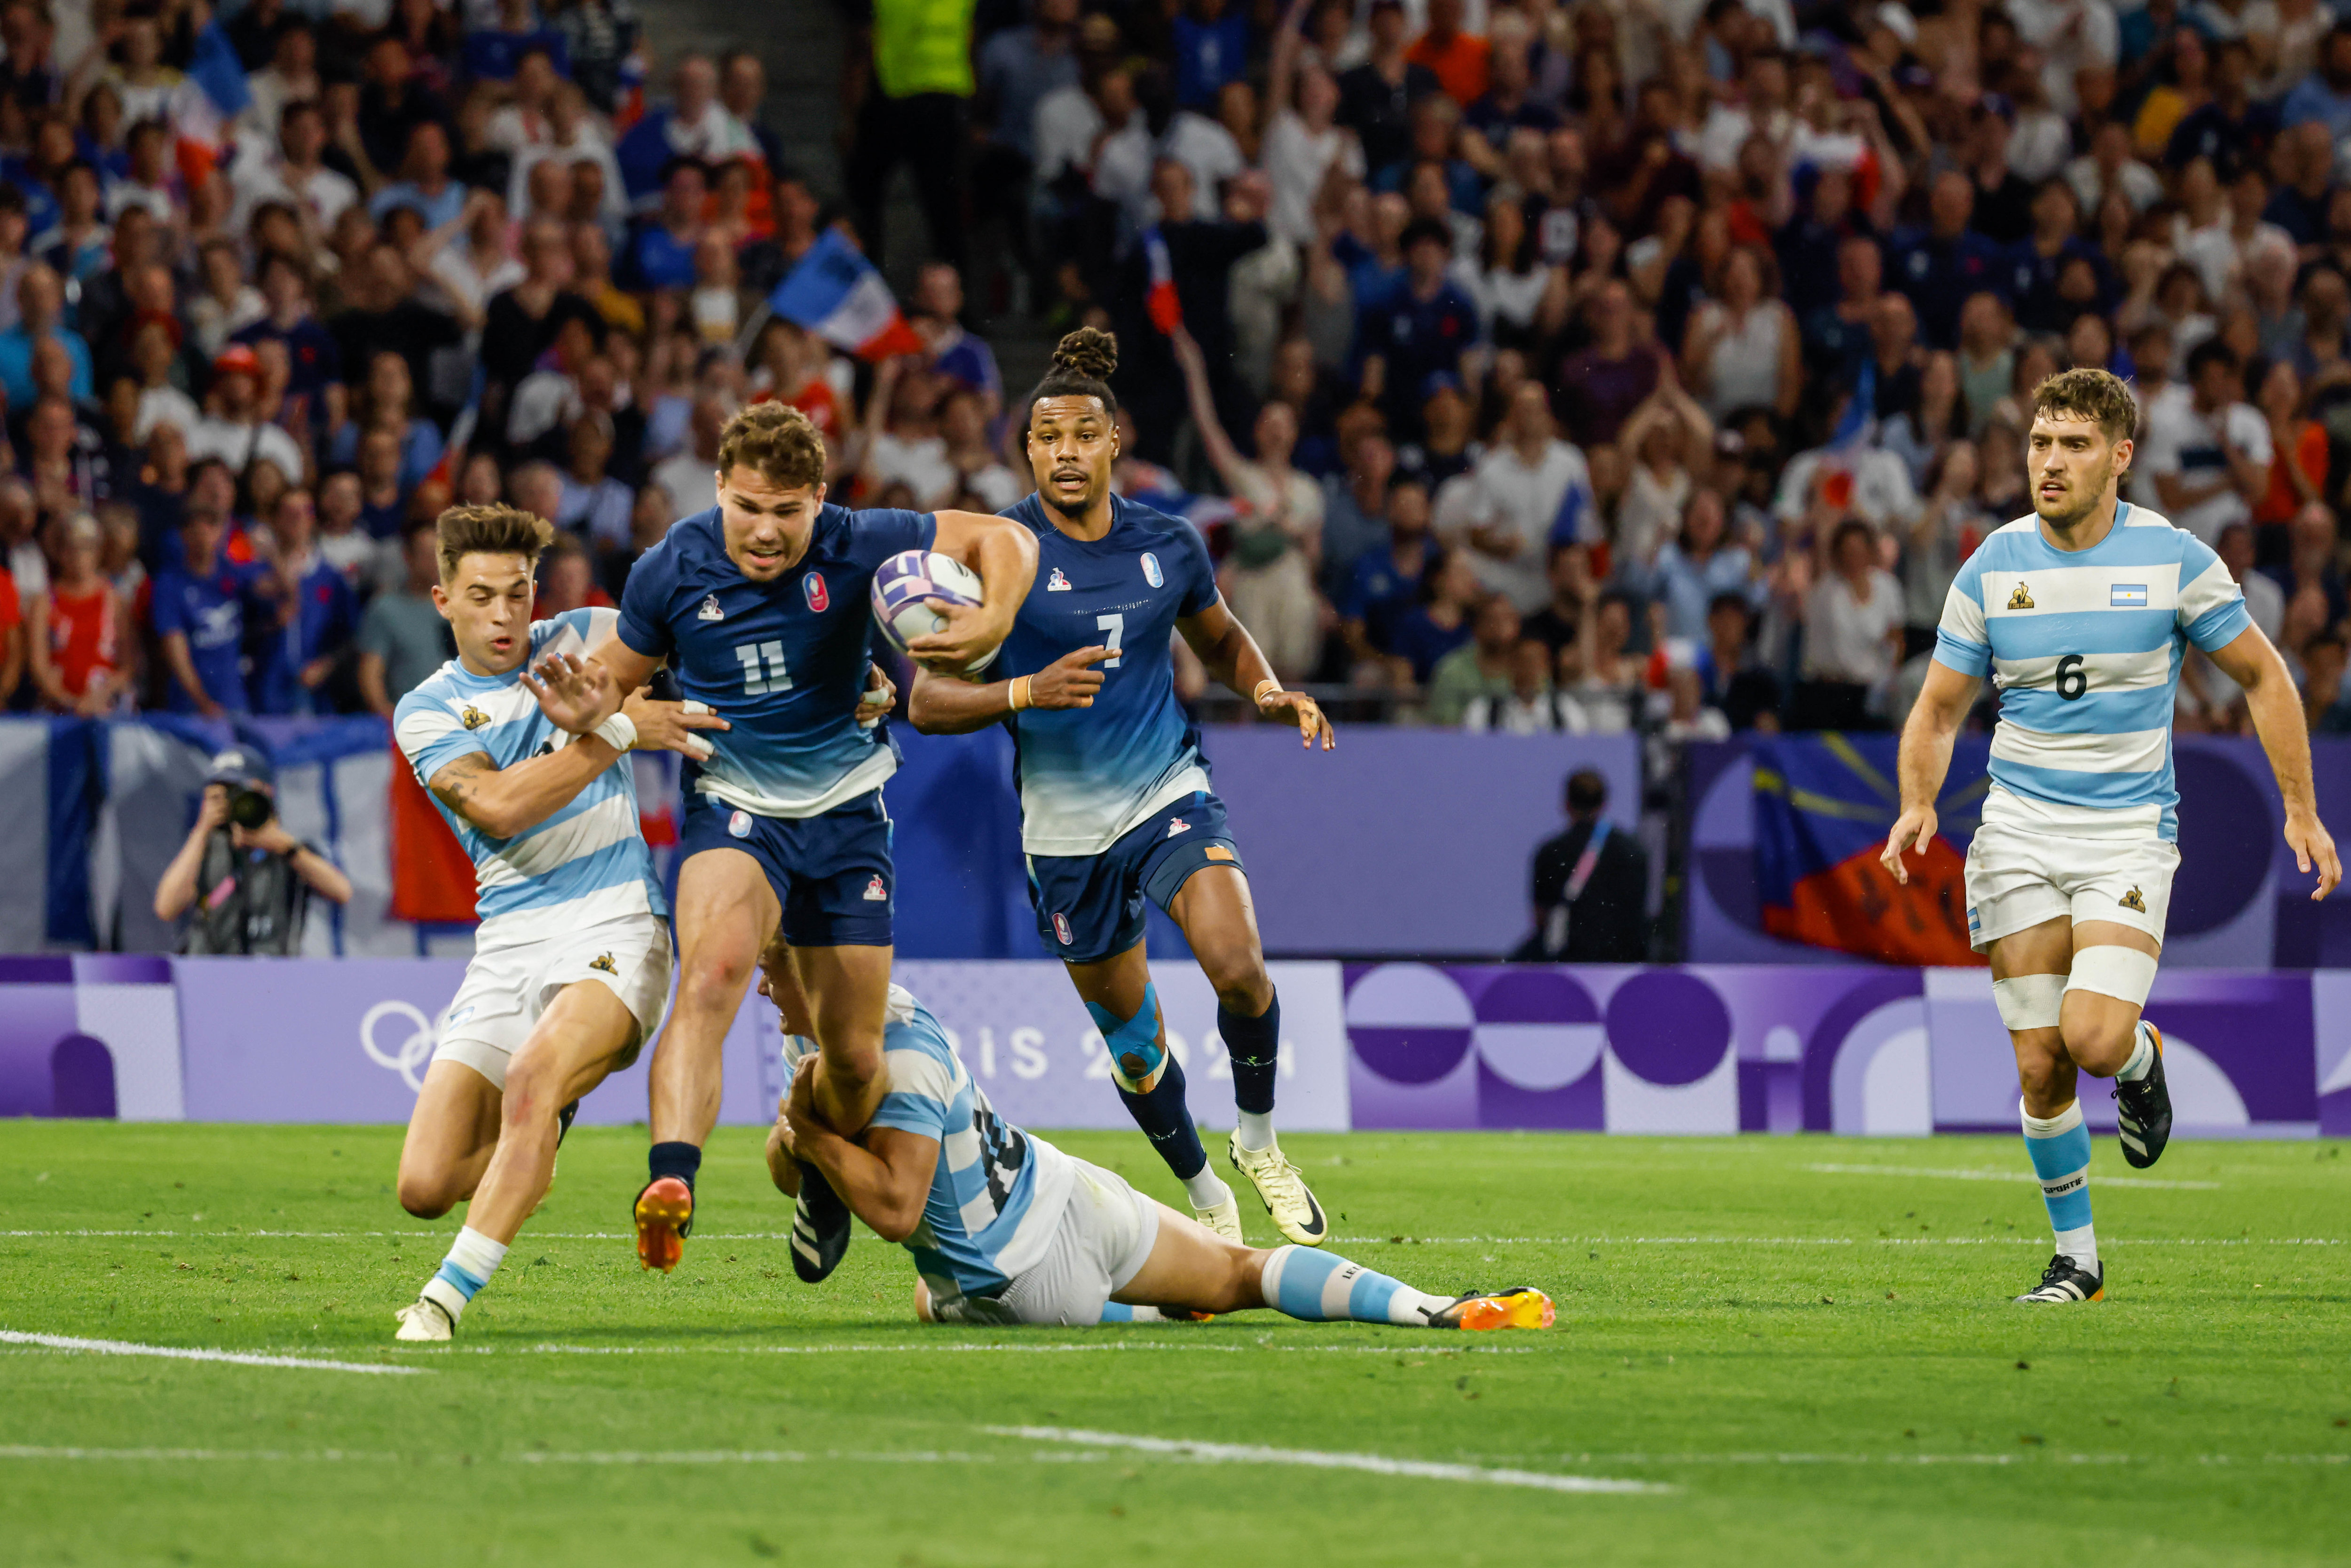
593;712;638;753
1991;973;2065;1032
1010;675;1033;712
1252;678;1282;705
2065;946;2159;1009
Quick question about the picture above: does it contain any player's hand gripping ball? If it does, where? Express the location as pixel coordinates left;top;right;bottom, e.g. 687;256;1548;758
871;551;1001;673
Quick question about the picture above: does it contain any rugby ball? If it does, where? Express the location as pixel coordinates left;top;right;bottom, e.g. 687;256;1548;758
870;550;1000;672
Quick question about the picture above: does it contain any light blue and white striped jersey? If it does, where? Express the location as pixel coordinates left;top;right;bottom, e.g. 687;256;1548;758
1933;504;2252;841
867;986;1075;1298
392;608;667;940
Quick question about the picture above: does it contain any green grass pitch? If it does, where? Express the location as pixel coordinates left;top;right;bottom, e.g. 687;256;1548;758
1;1124;2346;1566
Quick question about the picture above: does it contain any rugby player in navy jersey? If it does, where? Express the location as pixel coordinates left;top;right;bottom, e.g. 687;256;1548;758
526;402;1038;1278
907;328;1337;1247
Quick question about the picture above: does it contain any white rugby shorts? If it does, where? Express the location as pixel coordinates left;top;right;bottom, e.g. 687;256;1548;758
1963;821;2177;953
927;1159;1162;1327
433;912;673;1090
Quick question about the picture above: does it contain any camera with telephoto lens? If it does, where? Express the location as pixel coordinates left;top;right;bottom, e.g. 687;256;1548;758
205;747;279;833
227;786;275;830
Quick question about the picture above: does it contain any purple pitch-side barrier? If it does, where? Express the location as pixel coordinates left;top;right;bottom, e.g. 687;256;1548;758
0;957;1352;1134
1343;963;2339;1138
3;957;2340;1138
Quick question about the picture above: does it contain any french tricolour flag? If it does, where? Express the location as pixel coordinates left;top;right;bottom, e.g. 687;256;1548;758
769;230;926;362
168;21;252;188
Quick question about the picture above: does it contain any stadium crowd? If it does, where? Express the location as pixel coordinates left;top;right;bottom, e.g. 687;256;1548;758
2;0;2351;742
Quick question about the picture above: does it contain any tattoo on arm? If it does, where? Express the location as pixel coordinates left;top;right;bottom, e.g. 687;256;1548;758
427;753;497;820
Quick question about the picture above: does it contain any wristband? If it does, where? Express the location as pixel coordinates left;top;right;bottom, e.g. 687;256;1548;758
1253;678;1283;705
1010;675;1033;712
594;712;638;752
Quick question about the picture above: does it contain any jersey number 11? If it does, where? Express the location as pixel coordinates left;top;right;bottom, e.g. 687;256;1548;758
734;640;793;696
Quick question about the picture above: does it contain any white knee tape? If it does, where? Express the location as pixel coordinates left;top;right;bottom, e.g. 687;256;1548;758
1992;973;2066;1032
2065;946;2159;1009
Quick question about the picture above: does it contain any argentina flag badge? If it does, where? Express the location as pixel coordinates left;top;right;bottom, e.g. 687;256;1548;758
2111;583;2148;607
1141;552;1163;588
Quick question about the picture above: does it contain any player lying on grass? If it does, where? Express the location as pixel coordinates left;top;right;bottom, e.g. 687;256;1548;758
388;504;726;1342
753;952;1551;1331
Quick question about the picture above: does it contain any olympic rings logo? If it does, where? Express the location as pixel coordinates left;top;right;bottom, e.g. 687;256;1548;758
359;1000;450;1094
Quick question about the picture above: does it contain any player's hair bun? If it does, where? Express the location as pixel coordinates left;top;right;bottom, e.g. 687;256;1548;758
1051;327;1118;383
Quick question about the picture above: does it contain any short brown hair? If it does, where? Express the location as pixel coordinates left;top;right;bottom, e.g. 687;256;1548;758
716;401;826;491
435;502;555;582
2030;368;2138;444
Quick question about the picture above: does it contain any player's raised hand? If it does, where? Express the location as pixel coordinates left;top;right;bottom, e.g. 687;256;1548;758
905;598;1009;672
1030;645;1115;708
620;689;728;759
1260;687;1335;750
1880;804;1938;885
2285;810;2342;900
520;651;618;734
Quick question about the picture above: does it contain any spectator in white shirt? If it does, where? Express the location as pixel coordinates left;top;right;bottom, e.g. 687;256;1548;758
1793;519;1905;729
1262;10;1364;246
1458;382;1594;611
2138;339;2271;544
188;345;305;482
649;394;727;520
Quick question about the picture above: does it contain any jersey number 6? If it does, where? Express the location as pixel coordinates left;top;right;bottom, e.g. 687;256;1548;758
734;640;793;696
2054;653;2087;701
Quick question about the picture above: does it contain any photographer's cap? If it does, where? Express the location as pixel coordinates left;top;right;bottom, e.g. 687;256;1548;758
205;746;276;792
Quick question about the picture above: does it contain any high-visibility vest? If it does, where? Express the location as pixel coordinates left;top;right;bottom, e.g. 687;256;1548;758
872;0;977;99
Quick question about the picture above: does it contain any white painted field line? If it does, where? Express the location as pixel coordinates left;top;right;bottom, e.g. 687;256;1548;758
990;1426;1670;1495
0;1329;423;1376
1805;1163;2221;1191
4;1443;2341;1470
379;1340;1536;1358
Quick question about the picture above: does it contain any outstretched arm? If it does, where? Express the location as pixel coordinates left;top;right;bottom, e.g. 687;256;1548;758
906;645;1116;734
1168;325;1250;496
526;638;663;735
1178;598;1335;749
1880;658;1982;883
2209;623;2343;898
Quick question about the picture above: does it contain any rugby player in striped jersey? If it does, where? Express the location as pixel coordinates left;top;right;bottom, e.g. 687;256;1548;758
1885;369;2340;1304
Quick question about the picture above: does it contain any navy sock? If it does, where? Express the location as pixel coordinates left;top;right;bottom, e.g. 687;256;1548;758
1219;990;1279;1116
648;1141;702;1191
1117;1054;1209;1182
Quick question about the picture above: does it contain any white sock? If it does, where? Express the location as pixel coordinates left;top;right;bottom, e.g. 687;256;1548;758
425;1225;509;1320
1184;1169;1233;1209
2117;1024;2154;1082
2056;1223;2099;1275
1234;1111;1276;1152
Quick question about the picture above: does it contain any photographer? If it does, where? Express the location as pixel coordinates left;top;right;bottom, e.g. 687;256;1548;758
153;747;353;954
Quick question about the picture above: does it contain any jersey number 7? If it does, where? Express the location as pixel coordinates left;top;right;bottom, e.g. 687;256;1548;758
1096;613;1123;670
734;640;794;696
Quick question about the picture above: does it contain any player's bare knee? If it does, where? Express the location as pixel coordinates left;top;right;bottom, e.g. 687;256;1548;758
677;949;753;1018
498;1053;561;1130
396;1171;458;1220
1200;946;1271;1014
2059;1010;2136;1077
2015;1051;2075;1109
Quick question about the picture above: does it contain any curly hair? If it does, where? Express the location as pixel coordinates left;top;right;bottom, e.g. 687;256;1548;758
435;502;555;581
1025;326;1119;421
2029;367;2138;445
716;401;828;491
